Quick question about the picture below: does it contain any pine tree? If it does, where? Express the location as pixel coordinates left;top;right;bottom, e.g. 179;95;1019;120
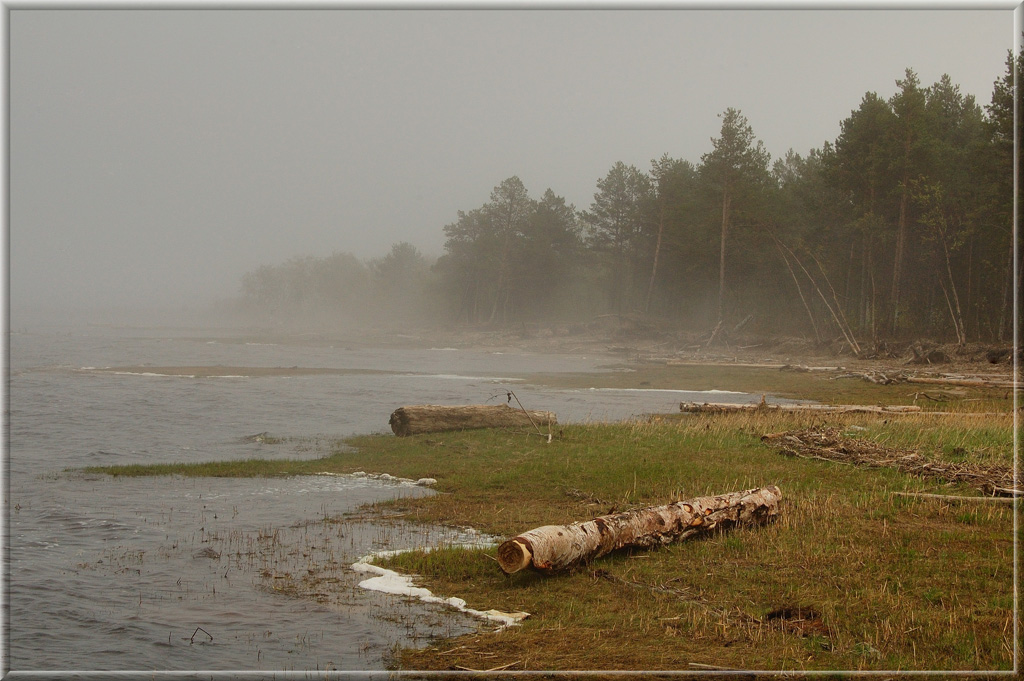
700;108;771;327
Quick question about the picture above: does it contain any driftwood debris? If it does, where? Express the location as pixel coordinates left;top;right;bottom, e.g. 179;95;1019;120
680;401;921;415
833;370;1016;389
780;364;846;372
496;486;782;574
389;404;557;437
892;492;1016;505
667;360;787;369
762;427;1018;496
905;375;1016;389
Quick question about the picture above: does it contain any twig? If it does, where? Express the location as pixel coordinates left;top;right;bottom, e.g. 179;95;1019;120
506;390;551;443
485;661;521;672
190;627;213;644
987;486;1023;497
688;662;742;671
454;660;521;672
437;645;469;656
892;492;1015;505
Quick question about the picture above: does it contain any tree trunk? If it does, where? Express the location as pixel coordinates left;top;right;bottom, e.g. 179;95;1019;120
1005;234;1021;342
645;206;665;314
773;236;861;356
966;236;975;340
890;183;909;335
844;237;856;305
496;486;781;574
808;249;860;354
717;188;732;326
773;240;821;343
859;233;868;331
489;230;513;324
868;237;877;344
934;223;967;346
389;404;557;437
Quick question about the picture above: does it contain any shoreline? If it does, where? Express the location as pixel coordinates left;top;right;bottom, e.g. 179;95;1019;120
64;331;1016;672
179;320;1018;377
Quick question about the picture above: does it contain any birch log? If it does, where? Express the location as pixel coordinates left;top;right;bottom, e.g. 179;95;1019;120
389;404;557;437
496;486;782;574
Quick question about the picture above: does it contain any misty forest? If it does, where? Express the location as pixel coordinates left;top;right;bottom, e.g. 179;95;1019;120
232;57;1019;351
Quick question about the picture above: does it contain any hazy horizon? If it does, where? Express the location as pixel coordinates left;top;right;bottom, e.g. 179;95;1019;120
8;6;1015;326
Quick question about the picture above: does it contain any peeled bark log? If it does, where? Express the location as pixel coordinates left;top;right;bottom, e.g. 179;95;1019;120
496;486;782;574
389;404;557;437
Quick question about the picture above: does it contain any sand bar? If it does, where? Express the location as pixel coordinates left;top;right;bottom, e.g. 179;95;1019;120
86;365;391;378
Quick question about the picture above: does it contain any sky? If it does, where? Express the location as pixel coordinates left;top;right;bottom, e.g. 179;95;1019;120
7;5;1016;317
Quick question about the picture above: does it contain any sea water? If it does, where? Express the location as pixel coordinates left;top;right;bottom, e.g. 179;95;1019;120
5;323;767;677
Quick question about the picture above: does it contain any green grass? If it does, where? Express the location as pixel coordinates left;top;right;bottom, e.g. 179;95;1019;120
530;363;1016;412
82;457;332;478
77;365;1017;672
92;412;1009;672
353;417;1015;672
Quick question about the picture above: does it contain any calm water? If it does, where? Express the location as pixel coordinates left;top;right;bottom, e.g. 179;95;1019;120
5;324;768;678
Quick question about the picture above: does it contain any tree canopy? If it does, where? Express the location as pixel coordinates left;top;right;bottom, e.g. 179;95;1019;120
237;57;1017;349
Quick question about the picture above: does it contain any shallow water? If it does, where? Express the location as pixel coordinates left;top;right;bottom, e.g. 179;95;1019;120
6;324;774;676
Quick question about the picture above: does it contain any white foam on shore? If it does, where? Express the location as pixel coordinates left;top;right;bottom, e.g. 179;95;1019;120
318;471;437;487
401;373;524;383
80;368;256;379
107;371;197;378
352;546;529;630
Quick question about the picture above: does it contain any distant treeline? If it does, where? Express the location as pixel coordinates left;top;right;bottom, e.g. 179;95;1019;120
235;243;441;328
237;56;1019;345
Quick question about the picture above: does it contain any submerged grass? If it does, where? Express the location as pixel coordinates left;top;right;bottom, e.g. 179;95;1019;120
79;366;1017;672
83;457;334;478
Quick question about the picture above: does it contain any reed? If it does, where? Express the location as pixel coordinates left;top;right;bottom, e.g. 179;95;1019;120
350;415;1014;672
79;370;1016;672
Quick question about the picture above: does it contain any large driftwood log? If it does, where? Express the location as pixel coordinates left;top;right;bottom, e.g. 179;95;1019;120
496;486;782;574
680;401;921;415
834;370;1016;389
906;376;1016;389
389;404;557;437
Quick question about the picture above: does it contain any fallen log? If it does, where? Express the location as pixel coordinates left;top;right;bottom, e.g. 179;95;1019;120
905;376;1016;389
779;364;845;372
496;486;781;574
679;401;921;415
666;360;788;368
834;371;1017;389
389;404;557;437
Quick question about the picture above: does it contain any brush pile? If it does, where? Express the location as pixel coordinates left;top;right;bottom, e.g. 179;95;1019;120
761;427;1017;496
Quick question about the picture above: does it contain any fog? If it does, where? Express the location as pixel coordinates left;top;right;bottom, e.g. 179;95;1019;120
7;6;1014;329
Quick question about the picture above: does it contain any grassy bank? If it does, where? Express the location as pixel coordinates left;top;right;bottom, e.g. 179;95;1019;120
352;413;1015;672
531;362;1017;413
86;408;1016;672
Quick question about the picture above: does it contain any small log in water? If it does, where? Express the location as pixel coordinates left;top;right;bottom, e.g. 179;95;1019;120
389;404;557;437
496;486;782;574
